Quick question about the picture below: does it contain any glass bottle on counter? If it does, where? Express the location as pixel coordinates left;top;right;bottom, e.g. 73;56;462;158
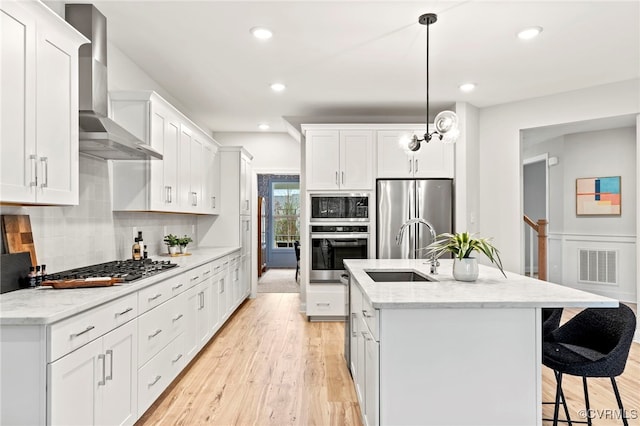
132;238;141;260
28;266;36;288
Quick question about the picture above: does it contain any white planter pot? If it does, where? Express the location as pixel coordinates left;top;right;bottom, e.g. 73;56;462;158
453;258;479;282
168;245;179;255
180;245;188;254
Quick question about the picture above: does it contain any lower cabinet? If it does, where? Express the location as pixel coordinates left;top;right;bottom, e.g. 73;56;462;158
307;284;346;317
48;319;138;426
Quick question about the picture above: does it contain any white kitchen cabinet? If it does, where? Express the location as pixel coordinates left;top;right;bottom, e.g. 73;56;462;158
364;324;380;426
240;154;252;214
377;128;454;179
48;319;137;426
184;279;213;360
0;0;86;205
110;91;220;214
306;284;346;317
305;129;373;190
203;142;221;214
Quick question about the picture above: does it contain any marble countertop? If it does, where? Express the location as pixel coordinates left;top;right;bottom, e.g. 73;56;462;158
344;258;618;309
0;246;239;325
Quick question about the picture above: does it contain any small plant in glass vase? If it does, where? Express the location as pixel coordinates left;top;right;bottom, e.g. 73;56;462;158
425;232;506;281
178;235;193;254
163;234;180;255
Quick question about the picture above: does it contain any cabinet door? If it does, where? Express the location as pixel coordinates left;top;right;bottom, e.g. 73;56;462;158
35;21;79;205
364;331;380;426
202;142;219;214
340;130;373;190
184;285;199;360
190;133;204;210
240;155;251;214
210;147;221;214
355;317;367;406
376;130;416;179
412;136;455;178
149;103;180;211
196;282;212;348
0;2;37;203
48;338;102;425
178;125;192;209
306;130;340;190
98;320;138;426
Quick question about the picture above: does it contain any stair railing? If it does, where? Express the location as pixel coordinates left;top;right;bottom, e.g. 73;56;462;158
523;215;548;281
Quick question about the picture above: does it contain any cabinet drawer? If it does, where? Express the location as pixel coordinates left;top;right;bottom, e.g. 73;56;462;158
185;262;212;287
361;295;379;341
48;293;138;361
307;291;346;316
137;336;179;416
138;296;186;365
138;276;176;313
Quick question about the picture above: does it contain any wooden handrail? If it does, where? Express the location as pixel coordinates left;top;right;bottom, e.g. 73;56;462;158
523;215;548;281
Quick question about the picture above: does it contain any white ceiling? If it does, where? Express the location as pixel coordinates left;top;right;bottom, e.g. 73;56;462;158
63;1;639;134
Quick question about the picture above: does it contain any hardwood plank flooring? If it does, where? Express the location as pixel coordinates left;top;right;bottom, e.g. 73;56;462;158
137;295;639;426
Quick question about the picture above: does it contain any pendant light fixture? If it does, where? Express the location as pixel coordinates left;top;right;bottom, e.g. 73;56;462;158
408;13;459;152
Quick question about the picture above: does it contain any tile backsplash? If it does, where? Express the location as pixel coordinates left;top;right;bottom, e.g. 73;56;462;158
0;155;197;272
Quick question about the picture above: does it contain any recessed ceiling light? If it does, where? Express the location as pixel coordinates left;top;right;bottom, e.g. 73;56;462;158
270;82;286;92
517;26;543;40
251;27;273;40
459;83;476;92
258;123;270;131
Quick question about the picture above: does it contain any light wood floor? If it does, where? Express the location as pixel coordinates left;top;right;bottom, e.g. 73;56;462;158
137;295;639;425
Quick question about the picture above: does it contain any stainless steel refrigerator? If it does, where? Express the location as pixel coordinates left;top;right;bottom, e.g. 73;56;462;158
377;179;453;259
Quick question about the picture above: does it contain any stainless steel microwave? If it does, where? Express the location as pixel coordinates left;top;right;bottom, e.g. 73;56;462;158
310;194;369;221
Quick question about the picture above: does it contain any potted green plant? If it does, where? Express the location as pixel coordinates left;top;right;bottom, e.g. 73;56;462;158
163;234;180;255
425;232;506;281
178;235;193;254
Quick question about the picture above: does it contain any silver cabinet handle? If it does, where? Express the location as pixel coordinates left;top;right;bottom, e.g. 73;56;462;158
71;325;95;338
148;293;162;302
219;280;225;293
415;159;419;173
190;275;200;282
29;154;38;187
172;283;183;291
362;309;373;318
172;353;183;364
335;171;338;185
39;157;48;188
212;196;216;208
148;375;161;387
341;171;345;184
168;186;172;203
115;307;133;317
191;192;198;206
316;302;331;307
198;292;204;309
165;186;170;203
173;313;184;322
105;349;113;381
148;329;162;339
203;270;211;276
409;158;412;173
98;354;106;386
351;313;357;337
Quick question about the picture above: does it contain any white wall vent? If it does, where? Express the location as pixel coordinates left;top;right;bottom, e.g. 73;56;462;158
578;249;617;285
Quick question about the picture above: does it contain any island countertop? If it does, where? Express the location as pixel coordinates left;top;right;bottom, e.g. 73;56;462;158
344;258;618;309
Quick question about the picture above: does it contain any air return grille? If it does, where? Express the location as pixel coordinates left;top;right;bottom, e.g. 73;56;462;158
578;249;617;284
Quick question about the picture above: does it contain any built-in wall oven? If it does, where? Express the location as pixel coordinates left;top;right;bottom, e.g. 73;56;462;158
309;224;369;283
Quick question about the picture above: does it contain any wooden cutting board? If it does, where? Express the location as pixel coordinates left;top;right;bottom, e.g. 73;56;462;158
2;215;37;266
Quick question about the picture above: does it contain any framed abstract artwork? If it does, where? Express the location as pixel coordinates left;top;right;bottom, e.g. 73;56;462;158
576;176;621;216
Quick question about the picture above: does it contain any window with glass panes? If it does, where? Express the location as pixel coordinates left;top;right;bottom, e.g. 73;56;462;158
272;182;300;248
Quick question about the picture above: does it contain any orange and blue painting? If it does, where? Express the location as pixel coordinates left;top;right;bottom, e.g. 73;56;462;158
576;176;621;216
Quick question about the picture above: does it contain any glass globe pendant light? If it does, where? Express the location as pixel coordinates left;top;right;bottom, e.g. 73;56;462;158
408;13;459;152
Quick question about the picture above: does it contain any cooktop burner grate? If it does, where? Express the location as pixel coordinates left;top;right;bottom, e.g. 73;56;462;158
47;259;178;282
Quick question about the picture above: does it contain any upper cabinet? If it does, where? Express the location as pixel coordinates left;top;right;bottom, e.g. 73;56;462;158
305;129;373;191
0;1;88;205
377;128;454;179
111;91;220;215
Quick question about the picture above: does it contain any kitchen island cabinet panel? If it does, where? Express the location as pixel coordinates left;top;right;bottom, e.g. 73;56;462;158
0;0;86;205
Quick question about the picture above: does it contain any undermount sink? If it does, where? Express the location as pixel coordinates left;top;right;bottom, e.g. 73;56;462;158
365;270;434;282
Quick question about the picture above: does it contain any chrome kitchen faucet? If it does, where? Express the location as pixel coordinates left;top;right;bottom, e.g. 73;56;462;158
395;218;439;274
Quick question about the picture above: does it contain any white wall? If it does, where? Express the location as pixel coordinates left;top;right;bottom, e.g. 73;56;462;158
478;79;640;273
213;132;300;173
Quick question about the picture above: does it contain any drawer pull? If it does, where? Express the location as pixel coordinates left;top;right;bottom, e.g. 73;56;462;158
148;375;162;387
70;325;95;338
172;283;184;291
317;302;331;307
172;314;184;322
171;353;183;364
203;270;211;276
190;275;200;282
148;293;162;302
362;309;373;318
106;349;113;381
98;354;106;386
115;307;133;317
148;329;162;339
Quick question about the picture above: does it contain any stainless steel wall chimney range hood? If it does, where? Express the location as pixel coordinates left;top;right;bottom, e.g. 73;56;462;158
65;4;162;160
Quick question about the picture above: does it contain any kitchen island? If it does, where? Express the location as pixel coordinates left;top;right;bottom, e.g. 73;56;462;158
344;258;617;426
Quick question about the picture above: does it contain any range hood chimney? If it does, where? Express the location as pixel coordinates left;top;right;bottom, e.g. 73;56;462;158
65;4;162;160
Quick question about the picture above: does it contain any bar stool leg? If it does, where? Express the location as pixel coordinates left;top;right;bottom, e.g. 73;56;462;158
553;371;564;426
582;377;592;426
558;373;573;425
610;377;629;426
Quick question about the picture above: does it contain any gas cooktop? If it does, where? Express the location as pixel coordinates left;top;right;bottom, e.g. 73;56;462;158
47;259;178;283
